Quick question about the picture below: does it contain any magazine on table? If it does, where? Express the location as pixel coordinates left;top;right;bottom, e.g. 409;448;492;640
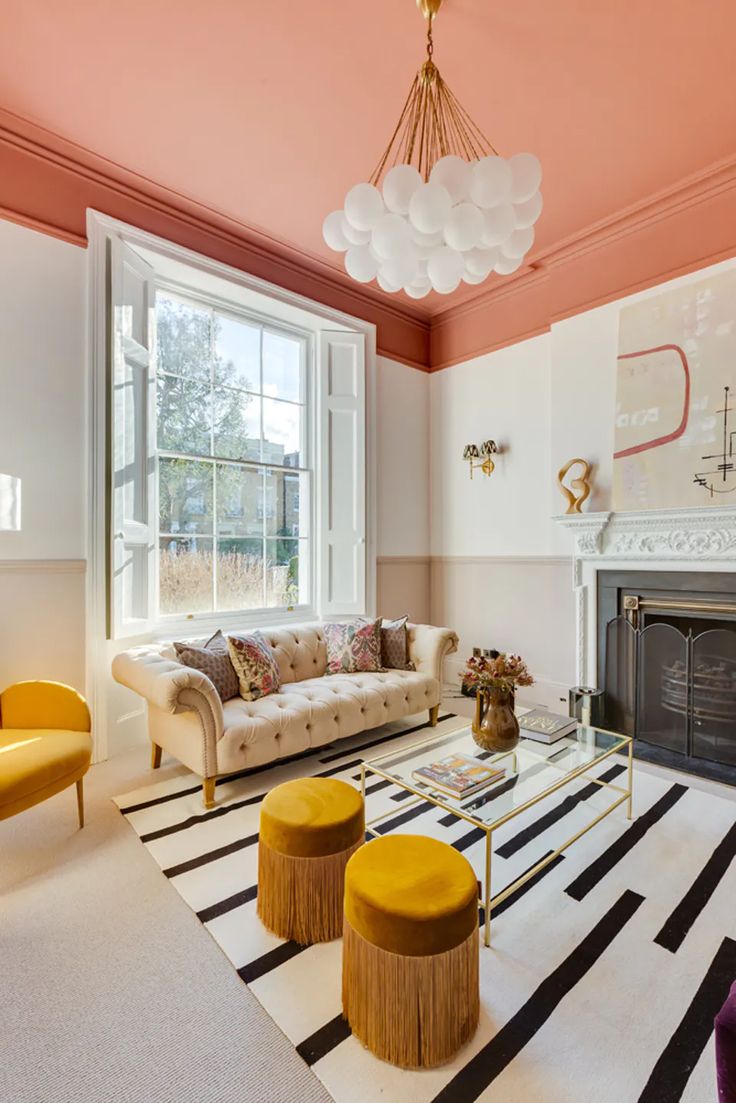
519;709;578;743
412;753;506;798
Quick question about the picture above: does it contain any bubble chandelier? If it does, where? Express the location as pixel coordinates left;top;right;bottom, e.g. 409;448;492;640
322;0;542;298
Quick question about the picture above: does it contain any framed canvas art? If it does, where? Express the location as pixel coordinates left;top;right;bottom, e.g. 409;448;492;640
613;267;736;510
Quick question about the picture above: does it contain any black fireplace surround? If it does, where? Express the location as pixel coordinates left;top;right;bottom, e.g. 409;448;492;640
597;570;736;786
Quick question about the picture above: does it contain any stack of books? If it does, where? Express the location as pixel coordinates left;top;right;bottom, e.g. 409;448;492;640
519;709;578;744
412;753;506;798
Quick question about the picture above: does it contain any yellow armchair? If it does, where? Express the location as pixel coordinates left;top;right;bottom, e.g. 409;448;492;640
0;681;92;827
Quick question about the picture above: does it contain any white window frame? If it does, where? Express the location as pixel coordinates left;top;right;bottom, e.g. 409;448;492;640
87;209;376;661
152;280;316;634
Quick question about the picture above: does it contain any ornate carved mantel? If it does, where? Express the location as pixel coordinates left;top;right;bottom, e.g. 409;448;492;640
553;507;736;686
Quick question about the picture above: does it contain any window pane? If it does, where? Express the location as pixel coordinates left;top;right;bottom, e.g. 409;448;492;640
156;294;211;380
266;538;302;607
159;536;213;615
216;464;263;537
216;538;264;612
214;388;260;461
157;375;212;455
263;331;302;403
265;469;307;537
159;458;213;535
263;398;301;467
215;315;260;390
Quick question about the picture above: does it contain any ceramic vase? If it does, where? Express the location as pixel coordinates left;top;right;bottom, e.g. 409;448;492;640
472;687;520;753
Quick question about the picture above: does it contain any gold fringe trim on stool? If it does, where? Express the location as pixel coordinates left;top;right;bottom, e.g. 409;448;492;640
342;917;479;1069
258;837;363;945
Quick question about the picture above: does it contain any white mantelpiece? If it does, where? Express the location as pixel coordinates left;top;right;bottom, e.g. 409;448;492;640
553;507;736;687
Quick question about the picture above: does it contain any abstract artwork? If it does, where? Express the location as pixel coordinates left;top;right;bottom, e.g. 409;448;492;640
613;266;736;510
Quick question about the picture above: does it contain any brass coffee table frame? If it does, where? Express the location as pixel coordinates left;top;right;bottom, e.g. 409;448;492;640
360;727;634;948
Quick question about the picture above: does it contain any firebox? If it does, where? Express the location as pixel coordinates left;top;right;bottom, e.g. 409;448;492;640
598;570;736;785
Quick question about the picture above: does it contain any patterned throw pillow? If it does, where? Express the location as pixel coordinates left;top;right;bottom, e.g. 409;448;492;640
174;630;239;702
227;631;281;701
381;616;414;670
323;619;383;675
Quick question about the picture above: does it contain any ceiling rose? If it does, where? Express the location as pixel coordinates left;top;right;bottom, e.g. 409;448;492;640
323;0;543;298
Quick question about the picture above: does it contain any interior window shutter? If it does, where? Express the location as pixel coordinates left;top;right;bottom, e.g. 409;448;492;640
109;237;156;639
317;331;366;617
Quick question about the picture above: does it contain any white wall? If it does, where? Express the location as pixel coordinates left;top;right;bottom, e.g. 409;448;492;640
0;220;87;694
429;253;736;707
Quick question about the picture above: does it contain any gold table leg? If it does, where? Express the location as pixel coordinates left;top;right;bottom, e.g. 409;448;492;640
484;831;492;948
627;738;634;820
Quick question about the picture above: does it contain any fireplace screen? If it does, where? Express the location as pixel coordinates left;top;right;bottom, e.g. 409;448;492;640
604;617;736;769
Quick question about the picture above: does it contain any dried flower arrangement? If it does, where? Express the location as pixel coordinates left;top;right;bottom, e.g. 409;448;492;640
463;652;535;695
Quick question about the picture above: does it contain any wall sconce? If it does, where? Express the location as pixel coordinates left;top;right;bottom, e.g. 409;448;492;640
463;440;498;479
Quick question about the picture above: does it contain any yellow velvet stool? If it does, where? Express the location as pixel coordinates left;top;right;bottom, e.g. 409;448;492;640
258;777;364;944
342;834;480;1069
0;681;92;827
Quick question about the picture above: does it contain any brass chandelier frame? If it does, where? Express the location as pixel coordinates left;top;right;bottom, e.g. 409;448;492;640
369;0;498;185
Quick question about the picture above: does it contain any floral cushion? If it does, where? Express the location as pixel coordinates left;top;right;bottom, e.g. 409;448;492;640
381;616;414;670
174;630;239;702
227;631;281;701
323;619;383;675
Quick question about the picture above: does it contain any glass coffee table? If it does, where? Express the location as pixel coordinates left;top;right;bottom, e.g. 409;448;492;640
360;719;633;947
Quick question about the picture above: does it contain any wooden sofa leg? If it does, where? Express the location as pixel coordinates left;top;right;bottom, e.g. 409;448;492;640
151;742;162;770
203;777;216;810
76;778;85;829
429;704;440;727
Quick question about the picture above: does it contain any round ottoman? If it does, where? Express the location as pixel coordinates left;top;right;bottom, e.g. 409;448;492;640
342;834;479;1069
258;777;364;944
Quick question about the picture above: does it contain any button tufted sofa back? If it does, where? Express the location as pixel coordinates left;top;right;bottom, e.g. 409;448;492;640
259;623;328;684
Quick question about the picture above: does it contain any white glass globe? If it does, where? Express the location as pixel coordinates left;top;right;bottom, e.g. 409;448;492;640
405;277;432;299
410;224;443;248
344;182;385;231
408;182;453;235
371;212;412;260
430;155;472;204
345;244;379;283
481;203;516;246
377;267;403;293
501;226;534;259
462;268;489;285
427;245;464;294
380;251;419;289
322;210;350;252
382;164;423;215
443;202;484;252
341;215;371;245
464;246;498;277
508;153;542;203
469;155;512;209
513;190;543;229
494;253;524;276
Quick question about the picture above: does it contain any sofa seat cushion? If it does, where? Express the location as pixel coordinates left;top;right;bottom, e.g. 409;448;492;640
215;670;439;775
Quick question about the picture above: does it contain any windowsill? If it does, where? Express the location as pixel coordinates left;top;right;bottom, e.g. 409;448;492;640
151;604;319;642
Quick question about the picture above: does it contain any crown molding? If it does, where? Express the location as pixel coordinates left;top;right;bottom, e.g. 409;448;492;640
431;155;736;370
0;109;431;371
3;107;736;374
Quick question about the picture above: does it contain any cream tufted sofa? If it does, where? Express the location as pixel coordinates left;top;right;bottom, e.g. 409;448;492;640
112;621;458;807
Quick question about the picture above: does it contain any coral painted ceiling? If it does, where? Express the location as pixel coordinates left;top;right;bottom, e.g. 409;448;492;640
1;0;736;319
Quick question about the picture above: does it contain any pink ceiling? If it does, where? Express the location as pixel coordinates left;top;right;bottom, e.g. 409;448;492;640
1;0;735;317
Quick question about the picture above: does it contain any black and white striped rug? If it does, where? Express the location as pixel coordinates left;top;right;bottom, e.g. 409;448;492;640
114;712;736;1102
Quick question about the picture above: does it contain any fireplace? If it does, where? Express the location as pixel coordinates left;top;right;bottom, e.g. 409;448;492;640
598;570;736;784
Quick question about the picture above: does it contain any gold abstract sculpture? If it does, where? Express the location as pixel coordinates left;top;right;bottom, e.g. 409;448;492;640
557;458;592;514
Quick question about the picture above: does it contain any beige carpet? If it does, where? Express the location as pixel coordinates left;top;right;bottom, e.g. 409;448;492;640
0;747;332;1103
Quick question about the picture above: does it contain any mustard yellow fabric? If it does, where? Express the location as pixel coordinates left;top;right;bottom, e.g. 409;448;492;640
0;681;91;732
0;681;92;821
260;778;364;858
344;835;479;957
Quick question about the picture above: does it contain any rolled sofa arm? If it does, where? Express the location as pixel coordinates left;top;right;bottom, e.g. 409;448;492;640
407;624;459;685
112;646;224;776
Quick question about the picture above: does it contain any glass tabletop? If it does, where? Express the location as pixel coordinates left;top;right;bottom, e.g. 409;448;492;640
364;721;630;829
